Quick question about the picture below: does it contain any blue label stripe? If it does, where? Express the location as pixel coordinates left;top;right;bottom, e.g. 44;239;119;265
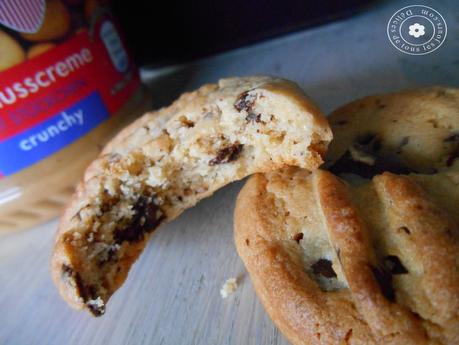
0;92;109;176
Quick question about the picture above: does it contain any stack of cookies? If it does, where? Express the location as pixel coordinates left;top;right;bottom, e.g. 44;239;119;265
51;77;459;344
235;87;459;344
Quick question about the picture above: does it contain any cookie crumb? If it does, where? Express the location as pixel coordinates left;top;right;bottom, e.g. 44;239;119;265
220;278;238;298
209;143;244;165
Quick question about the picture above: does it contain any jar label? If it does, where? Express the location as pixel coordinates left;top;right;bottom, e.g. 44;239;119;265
0;1;140;178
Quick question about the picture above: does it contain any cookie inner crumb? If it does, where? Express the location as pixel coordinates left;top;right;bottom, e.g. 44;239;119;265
58;78;330;315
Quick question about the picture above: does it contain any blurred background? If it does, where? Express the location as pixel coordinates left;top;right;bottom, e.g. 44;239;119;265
110;0;375;65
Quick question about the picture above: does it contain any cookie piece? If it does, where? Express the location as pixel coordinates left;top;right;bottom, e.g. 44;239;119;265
235;168;459;345
326;87;459;175
51;76;332;316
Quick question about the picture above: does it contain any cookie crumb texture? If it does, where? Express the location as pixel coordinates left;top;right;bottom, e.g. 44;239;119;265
51;76;332;316
235;87;459;345
220;278;238;298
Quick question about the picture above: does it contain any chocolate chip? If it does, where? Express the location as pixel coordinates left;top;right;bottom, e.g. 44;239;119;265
61;264;105;316
293;233;303;243
311;259;337;278
179;116;195;128
62;264;74;278
234;91;256;112
370;264;395;302
344;329;353;343
209;143;244;165
357;133;379;147
113;197;165;244
442;134;459;167
84;285;105;316
87;301;105;317
245;112;262;123
329;134;417;178
444;134;459;143
329;151;416;178
398;226;411;235
395;137;410;154
97;246;119;267
446;146;459;167
384;255;408;275
336;120;348;125
400;136;410;147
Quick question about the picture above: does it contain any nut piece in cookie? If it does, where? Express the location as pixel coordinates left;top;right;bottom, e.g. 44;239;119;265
51;76;332;316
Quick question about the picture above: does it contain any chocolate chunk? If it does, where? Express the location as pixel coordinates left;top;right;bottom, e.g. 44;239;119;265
209;143;244;165
395;137;410;154
293;233;303;243
329;134;417;178
384;255;408;275
87;300;105;317
442;134;459;167
329;151;416;178
97;246;119;267
398;226;411;235
84;285;105;317
179;116;195;128
400;136;410;147
446;146;459;167
444;134;459;143
61;264;105;316
234;91;256;112
62;264;74;278
370;264;395;302
245;112;262;123
357;133;379;147
344;329;353;343
113;197;165;244
311;259;337;278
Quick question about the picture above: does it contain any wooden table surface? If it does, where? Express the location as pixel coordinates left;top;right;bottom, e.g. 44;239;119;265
1;0;458;344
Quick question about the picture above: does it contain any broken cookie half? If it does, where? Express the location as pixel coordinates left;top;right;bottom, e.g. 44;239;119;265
51;76;332;316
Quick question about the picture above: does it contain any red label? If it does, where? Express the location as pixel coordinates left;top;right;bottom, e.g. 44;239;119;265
0;23;140;142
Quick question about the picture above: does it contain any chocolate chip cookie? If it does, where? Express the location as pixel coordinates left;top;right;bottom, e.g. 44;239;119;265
51;76;332;316
235;87;459;344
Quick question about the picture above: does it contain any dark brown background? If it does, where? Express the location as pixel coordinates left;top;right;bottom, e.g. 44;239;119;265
111;0;375;65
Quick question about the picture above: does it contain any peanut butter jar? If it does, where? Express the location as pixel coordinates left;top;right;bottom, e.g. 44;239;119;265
0;0;149;233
